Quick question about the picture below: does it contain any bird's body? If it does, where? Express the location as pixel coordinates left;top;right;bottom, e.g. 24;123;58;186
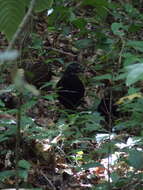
0;93;17;109
97;96;119;123
22;62;52;89
57;63;85;109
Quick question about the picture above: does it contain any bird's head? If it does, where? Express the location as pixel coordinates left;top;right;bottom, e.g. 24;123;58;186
64;63;83;75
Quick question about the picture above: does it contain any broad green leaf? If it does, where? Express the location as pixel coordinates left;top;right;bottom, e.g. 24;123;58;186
0;135;9;143
44;94;55;101
123;3;141;18
82;0;109;8
74;39;93;49
72;18;87;30
82;0;109;21
122;53;140;66
4;126;17;136
93;74;112;81
0;99;5;107
111;22;125;36
128;24;142;33
125;63;143;86
127;40;143;52
0;170;15;181
18;160;31;170
111;172;120;183
0;0;25;40
0;0;53;40
30;33;43;49
128;150;143;169
18;169;28;179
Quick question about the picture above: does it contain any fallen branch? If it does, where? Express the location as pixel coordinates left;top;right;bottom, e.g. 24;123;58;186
46;47;77;57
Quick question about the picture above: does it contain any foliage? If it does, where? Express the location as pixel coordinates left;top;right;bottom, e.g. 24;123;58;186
0;0;25;40
0;0;53;40
1;0;143;189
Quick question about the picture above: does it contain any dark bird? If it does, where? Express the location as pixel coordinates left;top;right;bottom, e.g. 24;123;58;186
0;93;17;109
97;95;125;133
57;63;85;109
22;62;52;89
97;95;119;127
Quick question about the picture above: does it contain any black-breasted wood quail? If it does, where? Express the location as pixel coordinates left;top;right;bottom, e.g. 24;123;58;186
57;63;85;109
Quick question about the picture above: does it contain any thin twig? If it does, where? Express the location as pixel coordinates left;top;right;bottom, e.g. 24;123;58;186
118;37;125;67
107;89;112;190
8;1;37;189
46;47;77;57
40;171;56;190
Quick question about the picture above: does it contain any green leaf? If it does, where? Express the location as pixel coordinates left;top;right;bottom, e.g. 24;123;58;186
4;126;17;136
18;160;31;170
0;99;5;107
111;172;120;183
125;63;143;86
124;3;141;18
18;169;28;179
82;0;109;21
0;0;25;40
128;150;143;169
0;135;9;143
74;39;93;49
127;40;143;52
93;74;112;81
82;0;111;21
30;33;42;49
0;170;15;181
72;18;87;30
111;22;125;36
128;24;142;33
82;0;109;8
44;94;55;101
122;53;140;66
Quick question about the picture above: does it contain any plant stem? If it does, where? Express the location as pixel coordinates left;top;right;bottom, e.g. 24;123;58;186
15;94;22;190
